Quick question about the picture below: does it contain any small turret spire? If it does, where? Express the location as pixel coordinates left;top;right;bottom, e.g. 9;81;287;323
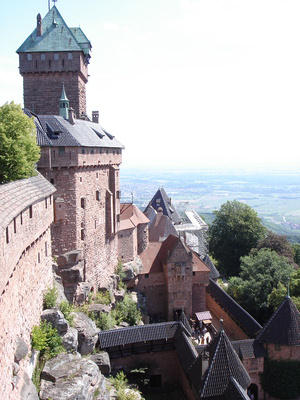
59;84;69;119
37;13;42;37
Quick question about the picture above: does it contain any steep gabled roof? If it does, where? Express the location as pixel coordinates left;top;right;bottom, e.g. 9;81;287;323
17;6;91;55
119;203;149;231
207;279;262;338
200;329;251;398
224;377;251;400
257;296;300;346
203;254;220;281
232;339;266;360
145;187;181;225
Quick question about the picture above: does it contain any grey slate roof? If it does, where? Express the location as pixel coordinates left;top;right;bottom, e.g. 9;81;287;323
224;377;251;400
17;6;91;55
232;339;266;359
207;279;262;338
31;114;124;149
257;296;300;346
203;254;220;281
145;187;181;225
0;173;56;233
98;321;182;349
200;329;251;398
175;329;198;373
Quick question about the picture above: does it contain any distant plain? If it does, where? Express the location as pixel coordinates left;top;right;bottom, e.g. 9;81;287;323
120;167;300;242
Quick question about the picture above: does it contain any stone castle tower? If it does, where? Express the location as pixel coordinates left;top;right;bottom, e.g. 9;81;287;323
17;6;91;118
17;6;124;296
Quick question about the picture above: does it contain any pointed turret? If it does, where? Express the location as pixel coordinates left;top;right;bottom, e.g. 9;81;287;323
59;84;69;119
200;325;251;398
257;296;300;346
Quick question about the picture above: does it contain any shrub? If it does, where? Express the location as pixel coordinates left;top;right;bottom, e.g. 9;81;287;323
110;371;143;400
88;290;111;305
31;321;64;359
59;301;74;325
114;294;141;326
43;287;58;309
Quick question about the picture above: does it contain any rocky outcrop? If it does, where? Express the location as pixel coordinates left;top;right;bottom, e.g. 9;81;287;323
41;309;69;335
89;352;111;375
62;327;78;352
14;337;28;363
39;353;105;400
20;372;39;400
71;312;99;355
123;257;142;281
88;303;112;316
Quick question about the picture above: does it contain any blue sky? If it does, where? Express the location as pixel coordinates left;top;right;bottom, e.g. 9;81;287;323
1;0;300;170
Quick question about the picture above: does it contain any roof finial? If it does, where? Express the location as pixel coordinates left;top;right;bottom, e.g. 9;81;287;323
219;318;224;331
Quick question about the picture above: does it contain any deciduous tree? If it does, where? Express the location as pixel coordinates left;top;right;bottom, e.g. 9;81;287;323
209;200;266;276
0;102;40;183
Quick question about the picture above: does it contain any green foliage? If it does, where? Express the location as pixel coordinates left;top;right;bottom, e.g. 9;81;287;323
0;102;40;183
116;261;126;280
256;231;295;263
31;321;64;359
94;312;117;331
209;200;266;276
110;371;143;400
227;248;294;322
261;359;300;399
43;287;58;309
114;294;142;326
268;269;300;311
59;301;74;325
292;243;300;265
32;356;46;392
88;290;111;305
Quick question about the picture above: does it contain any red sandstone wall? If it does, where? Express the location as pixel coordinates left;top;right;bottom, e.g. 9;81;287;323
266;344;300;361
206;293;248;340
137;223;149;254
39;151;121;289
136;273;167;319
20;51;88;117
0;201;53;400
243;357;264;400
118;227;137;262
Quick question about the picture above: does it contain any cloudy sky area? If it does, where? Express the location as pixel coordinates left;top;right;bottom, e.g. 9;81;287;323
1;0;300;170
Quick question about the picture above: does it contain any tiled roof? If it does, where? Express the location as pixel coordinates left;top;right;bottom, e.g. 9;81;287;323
17;6;91;55
192;251;210;273
175;329;198;373
195;311;213;321
147;210;178;242
224;377;251;400
33;115;124;149
257;296;300;346
200;329;251;398
0;173;56;233
207;279;262;338
203;254;220;281
145;187;181;225
119;203;149;231
232;339;266;359
98;321;182;349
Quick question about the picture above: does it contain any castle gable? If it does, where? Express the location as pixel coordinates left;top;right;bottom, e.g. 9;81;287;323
16;6;89;55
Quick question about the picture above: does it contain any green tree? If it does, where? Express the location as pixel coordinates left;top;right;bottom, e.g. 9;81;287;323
227;248;294;323
256;231;295;264
209;200;266;276
0;102;40;183
268;269;300;311
292;243;300;265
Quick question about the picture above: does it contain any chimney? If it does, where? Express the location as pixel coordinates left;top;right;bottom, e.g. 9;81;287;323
68;108;75;125
92;111;99;123
37;14;42;37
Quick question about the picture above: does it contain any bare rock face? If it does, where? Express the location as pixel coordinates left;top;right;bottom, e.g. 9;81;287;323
14;336;28;363
71;312;99;355
62;327;78;353
114;288;126;302
20;372;39;400
53;274;68;305
89;352;111;375
40;353;102;400
88;303;112;316
41;309;69;335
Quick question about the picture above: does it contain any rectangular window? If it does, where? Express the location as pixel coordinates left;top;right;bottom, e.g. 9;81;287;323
6;227;9;244
54;53;59;61
20;212;23;225
68;53;73;60
116;190;121;199
81;229;85;240
13;218;16;233
45;198;48;208
145;273;149;279
58;147;65;156
82;148;85;154
96;191;100;201
49;195;52;205
38;253;41;263
29;205;33;218
27;54;32;61
45;242;48;257
81;198;85;209
117;214;120;222
41;54;45;61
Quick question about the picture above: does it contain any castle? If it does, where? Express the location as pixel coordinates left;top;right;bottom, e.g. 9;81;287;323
0;4;299;400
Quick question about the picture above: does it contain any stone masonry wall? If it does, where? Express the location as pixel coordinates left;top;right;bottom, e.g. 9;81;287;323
136;273;167;319
242;357;264;400
266;344;300;361
0;200;53;400
39;150;121;290
137;223;149;254
206;292;248;340
118;227;136;262
20;51;88;117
